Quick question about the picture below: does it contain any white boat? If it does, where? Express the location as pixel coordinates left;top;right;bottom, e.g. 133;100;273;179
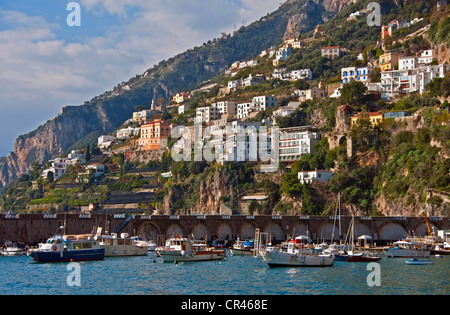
386;241;431;258
132;237;157;251
95;233;148;257
156;237;226;262
27;234;104;263
261;242;334;267
2;241;25;256
322;244;349;261
405;259;434;265
230;239;254;256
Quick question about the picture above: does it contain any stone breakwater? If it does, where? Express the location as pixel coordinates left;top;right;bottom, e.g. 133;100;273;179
1;214;448;246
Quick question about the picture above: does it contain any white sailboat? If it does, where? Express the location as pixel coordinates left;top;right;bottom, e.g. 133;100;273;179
347;216;381;262
322;192;349;261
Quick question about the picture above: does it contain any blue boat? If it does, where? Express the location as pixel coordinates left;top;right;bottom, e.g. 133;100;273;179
28;234;104;263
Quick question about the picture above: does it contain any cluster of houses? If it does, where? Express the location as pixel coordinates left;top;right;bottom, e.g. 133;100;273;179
379;50;448;100
41;150;105;183
40;18;449;187
338;49;448;100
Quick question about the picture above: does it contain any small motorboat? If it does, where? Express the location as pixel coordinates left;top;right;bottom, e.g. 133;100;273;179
405;259;434;265
2;241;26;256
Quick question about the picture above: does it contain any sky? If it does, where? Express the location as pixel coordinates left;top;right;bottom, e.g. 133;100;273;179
0;0;281;156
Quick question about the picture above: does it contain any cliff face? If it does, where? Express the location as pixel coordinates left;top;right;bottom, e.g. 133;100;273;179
283;0;355;40
0;105;112;187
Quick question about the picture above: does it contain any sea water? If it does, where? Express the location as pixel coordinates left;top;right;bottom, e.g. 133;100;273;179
0;251;448;295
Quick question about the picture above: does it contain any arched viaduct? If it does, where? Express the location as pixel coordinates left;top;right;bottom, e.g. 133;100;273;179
2;214;447;246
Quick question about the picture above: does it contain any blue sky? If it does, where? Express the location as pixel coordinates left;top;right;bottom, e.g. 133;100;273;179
0;0;281;156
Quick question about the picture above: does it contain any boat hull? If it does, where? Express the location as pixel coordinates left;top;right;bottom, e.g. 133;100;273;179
29;249;105;263
102;245;147;257
347;255;381;262
263;251;334;267
158;250;226;262
386;249;430;258
230;248;253;256
333;254;348;261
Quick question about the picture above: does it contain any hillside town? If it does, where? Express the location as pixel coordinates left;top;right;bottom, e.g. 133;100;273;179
1;0;448;220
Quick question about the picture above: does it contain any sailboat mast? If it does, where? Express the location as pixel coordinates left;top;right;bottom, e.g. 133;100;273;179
338;192;342;245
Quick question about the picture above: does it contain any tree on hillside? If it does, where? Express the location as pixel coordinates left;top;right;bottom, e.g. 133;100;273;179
349;110;377;152
340;81;368;107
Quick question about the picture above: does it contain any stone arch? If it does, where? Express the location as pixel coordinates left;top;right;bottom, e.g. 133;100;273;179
289;222;310;239
316;222;339;242
238;222;256;240
192;223;212;241
216;222;236;241
412;223;439;237
166;223;185;238
378;223;407;242
136;222;161;241
354;222;372;238
263;222;286;242
338;135;347;146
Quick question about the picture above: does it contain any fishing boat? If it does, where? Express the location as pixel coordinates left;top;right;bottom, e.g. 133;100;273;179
230;239;254;256
405;259;434;265
261;242;334;267
1;241;25;256
156;237;226;262
94;233;148;257
386;240;431;258
28;234;104;263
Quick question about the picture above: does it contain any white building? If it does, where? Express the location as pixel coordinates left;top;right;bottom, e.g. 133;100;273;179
418;50;434;65
242;74;265;87
252;95;276;111
41;152;86;181
341;66;371;83
237;103;254;119
98;135;115;149
279;126;321;163
196;106;220;123
116;127;140;140
272;68;312;81
212;121;271;163
178;103;190;114
228;79;242;89
291;69;313;80
213;101;237;115
381;63;447;99
298;170;333;184
86;163;105;178
399;56;417;70
273;46;292;66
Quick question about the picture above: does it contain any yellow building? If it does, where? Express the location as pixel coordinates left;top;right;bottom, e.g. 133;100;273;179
379;52;405;72
350;111;383;126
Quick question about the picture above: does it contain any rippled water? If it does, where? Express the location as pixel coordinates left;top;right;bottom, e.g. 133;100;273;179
0;251;448;295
